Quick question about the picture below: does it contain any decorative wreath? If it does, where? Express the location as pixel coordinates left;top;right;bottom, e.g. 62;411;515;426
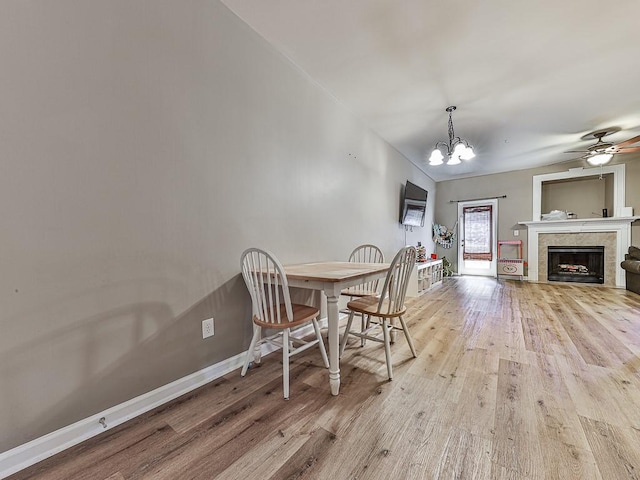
433;222;457;248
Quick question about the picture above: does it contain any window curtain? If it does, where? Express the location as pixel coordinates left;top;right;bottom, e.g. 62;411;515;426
463;205;493;261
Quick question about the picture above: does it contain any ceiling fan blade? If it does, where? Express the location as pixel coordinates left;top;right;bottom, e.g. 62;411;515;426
614;134;640;148
617;146;640;153
566;130;638;157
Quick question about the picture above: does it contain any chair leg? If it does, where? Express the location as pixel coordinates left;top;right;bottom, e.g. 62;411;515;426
390;317;397;344
312;318;329;368
283;328;290;400
382;319;393;380
398;315;417;358
253;328;263;365
340;310;356;357
360;313;366;347
241;326;261;376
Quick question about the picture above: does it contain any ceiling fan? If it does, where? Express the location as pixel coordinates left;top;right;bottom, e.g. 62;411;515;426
566;128;640;165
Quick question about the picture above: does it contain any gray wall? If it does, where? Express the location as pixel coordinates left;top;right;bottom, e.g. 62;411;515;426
434;155;640;273
541;175;613;219
0;1;436;452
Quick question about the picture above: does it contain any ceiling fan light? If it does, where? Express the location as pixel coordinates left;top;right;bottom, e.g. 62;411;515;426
587;153;613;166
429;149;444;165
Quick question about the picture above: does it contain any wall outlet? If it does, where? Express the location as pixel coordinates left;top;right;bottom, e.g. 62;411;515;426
513;230;519;237
202;318;214;339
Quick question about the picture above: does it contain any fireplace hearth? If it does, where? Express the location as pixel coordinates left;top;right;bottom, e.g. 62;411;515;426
547;246;604;284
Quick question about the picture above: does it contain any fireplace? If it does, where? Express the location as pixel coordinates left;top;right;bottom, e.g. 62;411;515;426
547;246;604;284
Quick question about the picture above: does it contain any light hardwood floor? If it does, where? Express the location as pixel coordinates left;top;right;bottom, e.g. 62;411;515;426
8;277;640;480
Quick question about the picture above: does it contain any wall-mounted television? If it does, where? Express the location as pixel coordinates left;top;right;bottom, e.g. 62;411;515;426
400;180;428;227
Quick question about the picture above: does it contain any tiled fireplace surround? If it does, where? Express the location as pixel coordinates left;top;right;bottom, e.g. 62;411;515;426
521;217;638;288
538;232;616;286
523;218;635;288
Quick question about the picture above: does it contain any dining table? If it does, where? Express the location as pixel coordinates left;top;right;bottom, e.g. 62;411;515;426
282;261;390;395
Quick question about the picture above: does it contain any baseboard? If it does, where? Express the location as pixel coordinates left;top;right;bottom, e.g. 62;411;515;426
0;318;328;479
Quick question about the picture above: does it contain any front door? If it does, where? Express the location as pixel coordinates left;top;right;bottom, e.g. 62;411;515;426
457;199;498;277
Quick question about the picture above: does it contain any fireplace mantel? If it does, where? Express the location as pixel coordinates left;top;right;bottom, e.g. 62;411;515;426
520;217;640;229
519;216;640;287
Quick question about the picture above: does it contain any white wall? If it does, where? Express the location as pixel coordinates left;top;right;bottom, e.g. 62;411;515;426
0;0;435;452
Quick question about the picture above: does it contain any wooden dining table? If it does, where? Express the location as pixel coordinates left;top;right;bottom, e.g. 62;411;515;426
282;261;390;395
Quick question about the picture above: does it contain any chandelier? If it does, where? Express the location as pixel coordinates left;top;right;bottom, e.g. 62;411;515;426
428;106;475;166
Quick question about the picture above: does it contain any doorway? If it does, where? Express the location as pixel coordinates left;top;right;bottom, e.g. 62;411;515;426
457;199;498;277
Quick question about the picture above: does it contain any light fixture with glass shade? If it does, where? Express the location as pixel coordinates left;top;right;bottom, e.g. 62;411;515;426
586;152;613;166
428;106;475;166
565;128;640;166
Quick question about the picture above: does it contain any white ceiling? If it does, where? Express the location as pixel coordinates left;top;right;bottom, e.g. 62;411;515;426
221;0;640;181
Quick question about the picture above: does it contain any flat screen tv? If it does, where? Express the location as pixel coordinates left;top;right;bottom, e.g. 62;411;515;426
401;180;428;227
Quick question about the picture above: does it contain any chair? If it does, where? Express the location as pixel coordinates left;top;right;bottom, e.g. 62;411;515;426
240;248;329;399
340;244;385;345
340;245;418;380
341;244;385;297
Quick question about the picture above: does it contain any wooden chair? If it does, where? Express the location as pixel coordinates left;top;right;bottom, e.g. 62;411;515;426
341;244;385;297
340;245;418;380
240;248;329;399
340;244;385;345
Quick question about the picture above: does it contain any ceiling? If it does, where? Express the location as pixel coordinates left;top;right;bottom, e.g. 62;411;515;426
221;0;640;182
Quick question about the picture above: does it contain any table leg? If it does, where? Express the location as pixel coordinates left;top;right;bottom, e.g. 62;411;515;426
325;292;341;395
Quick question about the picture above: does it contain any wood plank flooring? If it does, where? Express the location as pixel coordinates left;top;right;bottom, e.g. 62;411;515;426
8;277;640;480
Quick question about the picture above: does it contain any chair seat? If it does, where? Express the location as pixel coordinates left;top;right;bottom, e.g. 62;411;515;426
341;286;379;297
346;296;406;319
253;303;319;329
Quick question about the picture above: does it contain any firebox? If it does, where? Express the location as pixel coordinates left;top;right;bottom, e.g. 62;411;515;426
547;246;604;284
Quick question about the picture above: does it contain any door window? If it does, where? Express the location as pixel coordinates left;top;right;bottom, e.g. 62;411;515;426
462;205;493;261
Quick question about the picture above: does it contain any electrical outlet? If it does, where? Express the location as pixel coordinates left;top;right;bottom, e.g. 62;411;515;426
513;230;519;237
202;318;214;338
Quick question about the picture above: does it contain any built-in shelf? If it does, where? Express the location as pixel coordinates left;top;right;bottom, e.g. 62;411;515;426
531;165;625;221
407;260;443;297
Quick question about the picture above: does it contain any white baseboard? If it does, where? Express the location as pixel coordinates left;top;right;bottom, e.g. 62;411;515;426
0;352;250;479
0;318;328;479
